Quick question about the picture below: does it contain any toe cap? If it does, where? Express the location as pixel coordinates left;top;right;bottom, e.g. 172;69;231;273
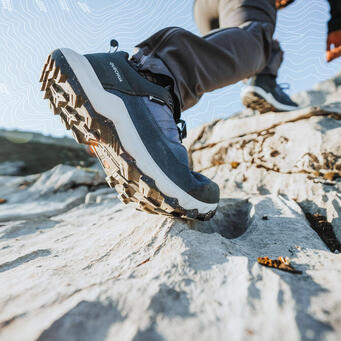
188;172;220;204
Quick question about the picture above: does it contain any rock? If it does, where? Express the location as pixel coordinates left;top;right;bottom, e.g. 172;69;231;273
0;165;106;222
0;161;25;176
185;104;341;245
0;129;95;175
0;188;340;340
84;188;118;205
292;72;341;108
0;76;340;340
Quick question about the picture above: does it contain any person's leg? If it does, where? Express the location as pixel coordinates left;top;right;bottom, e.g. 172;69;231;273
132;0;276;112
258;39;283;77
217;0;285;79
193;0;283;78
193;0;220;35
235;12;297;112
192;0;297;112
242;37;298;112
40;1;279;220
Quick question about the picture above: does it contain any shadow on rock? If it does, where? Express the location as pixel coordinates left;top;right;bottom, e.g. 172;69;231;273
37;301;124;341
132;322;164;341
279;264;332;341
189;198;253;239
175;195;334;339
149;284;194;318
0;249;51;273
299;199;341;252
0;219;59;240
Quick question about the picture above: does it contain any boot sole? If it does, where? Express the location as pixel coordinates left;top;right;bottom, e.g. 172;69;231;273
241;86;298;113
39;49;216;221
242;92;278;114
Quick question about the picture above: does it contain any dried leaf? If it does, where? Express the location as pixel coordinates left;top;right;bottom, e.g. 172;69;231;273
257;256;302;274
323;172;338;182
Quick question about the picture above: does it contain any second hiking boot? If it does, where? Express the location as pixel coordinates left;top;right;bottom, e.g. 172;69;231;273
39;44;219;220
241;74;299;113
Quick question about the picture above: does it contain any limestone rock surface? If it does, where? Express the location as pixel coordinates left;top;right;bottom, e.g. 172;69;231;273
0;129;94;175
1;167;340;341
185;105;341;244
0;76;341;341
292;72;341;108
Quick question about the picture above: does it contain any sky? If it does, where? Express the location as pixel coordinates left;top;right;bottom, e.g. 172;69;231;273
0;0;340;137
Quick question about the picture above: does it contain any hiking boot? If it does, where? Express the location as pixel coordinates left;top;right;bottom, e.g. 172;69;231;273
241;74;299;113
39;43;219;220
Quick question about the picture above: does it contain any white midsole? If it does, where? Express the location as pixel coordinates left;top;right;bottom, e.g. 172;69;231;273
241;85;298;112
59;48;217;214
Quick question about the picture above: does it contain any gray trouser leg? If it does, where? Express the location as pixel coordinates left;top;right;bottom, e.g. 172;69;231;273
133;0;277;112
259;39;284;76
194;0;283;77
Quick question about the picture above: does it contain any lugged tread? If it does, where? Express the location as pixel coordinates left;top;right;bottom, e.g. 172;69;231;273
40;51;216;221
242;91;278;114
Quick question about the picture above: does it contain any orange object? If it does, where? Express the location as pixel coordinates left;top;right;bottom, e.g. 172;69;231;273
327;30;341;62
86;145;96;156
275;0;295;10
257;256;302;274
230;161;240;169
103;160;110;169
89;139;99;146
85;139;99;156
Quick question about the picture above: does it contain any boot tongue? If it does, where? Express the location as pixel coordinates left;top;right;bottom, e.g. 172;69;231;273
135;70;184;141
142;97;182;144
137;70;180;115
